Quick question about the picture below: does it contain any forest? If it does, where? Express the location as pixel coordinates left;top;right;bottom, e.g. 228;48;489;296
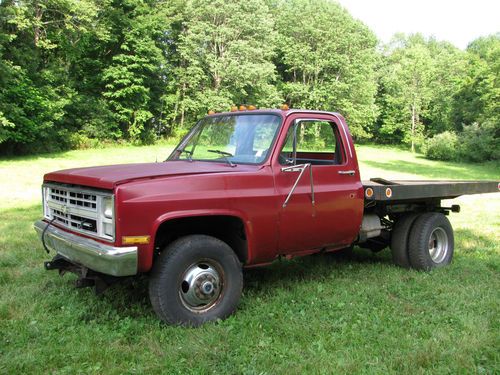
0;0;498;161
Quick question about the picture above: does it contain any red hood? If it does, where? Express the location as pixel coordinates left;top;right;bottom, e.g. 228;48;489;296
44;161;254;190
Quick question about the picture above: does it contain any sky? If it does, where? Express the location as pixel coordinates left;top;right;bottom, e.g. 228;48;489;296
336;0;500;49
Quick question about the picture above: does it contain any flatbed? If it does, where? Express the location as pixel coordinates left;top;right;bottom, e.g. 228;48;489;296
363;179;499;202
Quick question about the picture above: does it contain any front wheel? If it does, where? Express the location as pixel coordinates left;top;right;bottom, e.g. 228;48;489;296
408;213;454;271
149;235;243;326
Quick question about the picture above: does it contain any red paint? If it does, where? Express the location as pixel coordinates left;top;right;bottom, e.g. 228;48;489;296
43;110;364;272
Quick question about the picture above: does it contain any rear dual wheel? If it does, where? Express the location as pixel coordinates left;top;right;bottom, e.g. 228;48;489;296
390;212;454;271
408;213;454;271
391;213;419;268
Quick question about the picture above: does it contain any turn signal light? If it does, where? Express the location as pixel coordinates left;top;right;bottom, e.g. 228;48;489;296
122;236;150;245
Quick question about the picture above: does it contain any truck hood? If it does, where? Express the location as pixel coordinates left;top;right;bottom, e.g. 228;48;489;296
44;161;253;190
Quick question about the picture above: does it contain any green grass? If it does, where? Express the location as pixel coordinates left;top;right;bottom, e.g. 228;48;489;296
0;144;499;374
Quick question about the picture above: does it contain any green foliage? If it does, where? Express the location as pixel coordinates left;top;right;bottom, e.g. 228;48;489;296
453;35;500;130
274;0;378;139
101;0;177;140
424;131;459;161
425;122;499;163
378;34;435;151
0;1;497;161
459;121;499;162
171;0;281;130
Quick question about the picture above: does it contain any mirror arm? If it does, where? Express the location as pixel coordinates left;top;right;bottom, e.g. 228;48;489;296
281;163;315;208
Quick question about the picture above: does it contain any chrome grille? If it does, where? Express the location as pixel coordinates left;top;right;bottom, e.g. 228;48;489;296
49;188;97;211
51;209;98;234
43;183;114;241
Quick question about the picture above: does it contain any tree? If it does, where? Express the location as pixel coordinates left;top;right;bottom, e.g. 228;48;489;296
170;0;281;132
101;0;181;141
273;0;378;139
453;34;500;128
425;40;467;136
0;0;99;152
378;34;435;151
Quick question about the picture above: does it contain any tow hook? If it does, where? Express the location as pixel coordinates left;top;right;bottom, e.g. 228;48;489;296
44;255;75;275
44;254;120;294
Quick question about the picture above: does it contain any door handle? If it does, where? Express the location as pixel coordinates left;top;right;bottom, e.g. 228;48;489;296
338;170;355;176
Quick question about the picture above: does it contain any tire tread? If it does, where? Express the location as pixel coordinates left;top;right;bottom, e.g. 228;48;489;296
148;234;243;326
390;213;419;268
408;213;454;271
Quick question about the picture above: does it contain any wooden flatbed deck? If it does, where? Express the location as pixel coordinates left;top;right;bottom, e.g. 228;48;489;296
363;178;500;202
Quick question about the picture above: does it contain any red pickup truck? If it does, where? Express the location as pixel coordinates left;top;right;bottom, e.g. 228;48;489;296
34;108;499;326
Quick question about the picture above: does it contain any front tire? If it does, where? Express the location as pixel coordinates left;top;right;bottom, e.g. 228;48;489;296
408;213;454;271
149;235;243;326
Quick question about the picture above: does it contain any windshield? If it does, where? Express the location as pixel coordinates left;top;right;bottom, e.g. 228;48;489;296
169;114;281;165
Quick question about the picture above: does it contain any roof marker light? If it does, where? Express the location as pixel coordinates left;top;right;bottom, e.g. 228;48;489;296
208;110;215;115
239;105;247;111
248;105;256;110
230;106;238;112
280;104;289;110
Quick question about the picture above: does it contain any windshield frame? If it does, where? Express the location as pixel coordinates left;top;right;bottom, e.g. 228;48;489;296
167;112;284;166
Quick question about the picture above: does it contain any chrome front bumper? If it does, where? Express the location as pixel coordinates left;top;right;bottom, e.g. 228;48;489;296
34;220;138;277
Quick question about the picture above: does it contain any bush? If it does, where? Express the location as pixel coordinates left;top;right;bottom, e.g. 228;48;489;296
69;133;103;150
458;122;499;162
424;131;460;161
424;122;499;163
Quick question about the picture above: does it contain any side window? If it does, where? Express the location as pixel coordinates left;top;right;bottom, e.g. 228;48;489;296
279;120;344;165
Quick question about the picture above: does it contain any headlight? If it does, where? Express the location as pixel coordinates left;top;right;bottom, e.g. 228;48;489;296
101;195;115;239
103;196;114;219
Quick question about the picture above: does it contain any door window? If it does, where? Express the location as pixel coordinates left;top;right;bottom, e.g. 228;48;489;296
279;120;345;165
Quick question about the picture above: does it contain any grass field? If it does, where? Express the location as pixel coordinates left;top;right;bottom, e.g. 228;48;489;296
0;144;499;374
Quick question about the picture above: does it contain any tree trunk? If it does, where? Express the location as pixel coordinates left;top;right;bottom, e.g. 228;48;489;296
34;2;43;47
180;82;186;130
411;103;416;153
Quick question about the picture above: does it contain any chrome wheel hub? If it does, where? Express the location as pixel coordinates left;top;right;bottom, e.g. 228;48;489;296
179;261;222;312
428;227;449;263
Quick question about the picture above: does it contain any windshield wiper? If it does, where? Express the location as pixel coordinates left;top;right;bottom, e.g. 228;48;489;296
207;149;236;167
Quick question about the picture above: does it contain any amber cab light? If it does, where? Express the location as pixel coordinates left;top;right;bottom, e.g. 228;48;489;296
239;105;247;111
280;104;289;110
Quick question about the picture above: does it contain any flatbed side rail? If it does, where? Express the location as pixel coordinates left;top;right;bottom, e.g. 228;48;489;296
362;180;500;202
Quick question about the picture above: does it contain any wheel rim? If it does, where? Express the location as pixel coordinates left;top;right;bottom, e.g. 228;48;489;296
179;260;224;312
428;227;449;263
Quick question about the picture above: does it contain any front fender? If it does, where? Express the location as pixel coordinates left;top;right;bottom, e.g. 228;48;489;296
138;209;253;273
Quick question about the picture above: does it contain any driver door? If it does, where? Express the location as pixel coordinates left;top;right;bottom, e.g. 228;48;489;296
274;115;363;253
